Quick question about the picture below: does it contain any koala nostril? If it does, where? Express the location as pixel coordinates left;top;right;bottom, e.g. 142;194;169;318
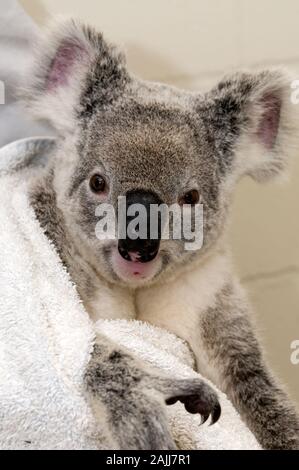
138;248;159;263
118;244;132;261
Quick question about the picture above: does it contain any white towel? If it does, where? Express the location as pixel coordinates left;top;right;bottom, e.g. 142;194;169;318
0;137;260;450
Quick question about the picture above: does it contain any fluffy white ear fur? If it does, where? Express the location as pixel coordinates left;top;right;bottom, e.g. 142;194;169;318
235;70;299;182
21;18;124;134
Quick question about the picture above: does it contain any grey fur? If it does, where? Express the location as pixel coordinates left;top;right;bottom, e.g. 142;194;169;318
197;283;299;450
85;339;220;450
26;19;299;449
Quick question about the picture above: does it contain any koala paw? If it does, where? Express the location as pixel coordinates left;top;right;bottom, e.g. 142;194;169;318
157;377;221;425
85;344;221;449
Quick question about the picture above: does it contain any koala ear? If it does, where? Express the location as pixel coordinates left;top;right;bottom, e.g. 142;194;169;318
22;18;128;133
201;70;299;182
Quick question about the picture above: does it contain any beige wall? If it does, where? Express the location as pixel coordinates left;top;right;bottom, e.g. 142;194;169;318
21;0;299;404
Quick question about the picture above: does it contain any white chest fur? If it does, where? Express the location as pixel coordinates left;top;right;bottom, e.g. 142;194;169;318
136;254;230;347
86;253;231;348
85;282;136;322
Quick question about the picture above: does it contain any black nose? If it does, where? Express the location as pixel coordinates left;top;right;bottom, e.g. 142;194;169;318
118;239;160;263
118;190;162;263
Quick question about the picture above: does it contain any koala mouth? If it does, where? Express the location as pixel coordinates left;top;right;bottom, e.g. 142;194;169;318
111;248;160;283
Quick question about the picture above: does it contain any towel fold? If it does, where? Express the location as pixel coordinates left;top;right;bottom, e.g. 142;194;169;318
0;137;260;450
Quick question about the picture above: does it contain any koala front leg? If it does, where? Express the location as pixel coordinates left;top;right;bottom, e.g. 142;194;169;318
196;284;299;450
84;334;221;450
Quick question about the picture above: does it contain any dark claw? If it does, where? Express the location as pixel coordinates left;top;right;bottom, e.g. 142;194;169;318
200;413;210;425
166;397;179;406
210;402;221;425
165;393;221;426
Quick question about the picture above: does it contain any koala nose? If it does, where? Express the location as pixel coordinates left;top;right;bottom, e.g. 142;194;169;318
118;190;162;264
118;238;160;263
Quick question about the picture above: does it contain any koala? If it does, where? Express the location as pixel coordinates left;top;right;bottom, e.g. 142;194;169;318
24;19;299;449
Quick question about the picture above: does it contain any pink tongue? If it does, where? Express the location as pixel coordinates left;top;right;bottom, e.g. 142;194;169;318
126;259;147;276
132;267;145;276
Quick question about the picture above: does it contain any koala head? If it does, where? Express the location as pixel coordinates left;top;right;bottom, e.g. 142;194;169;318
25;19;298;288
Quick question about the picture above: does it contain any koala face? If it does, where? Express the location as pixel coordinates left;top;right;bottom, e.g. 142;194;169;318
25;20;298;287
59;97;222;286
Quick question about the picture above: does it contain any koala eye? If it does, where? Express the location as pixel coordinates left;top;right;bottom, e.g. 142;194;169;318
179;189;200;206
89;174;107;193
